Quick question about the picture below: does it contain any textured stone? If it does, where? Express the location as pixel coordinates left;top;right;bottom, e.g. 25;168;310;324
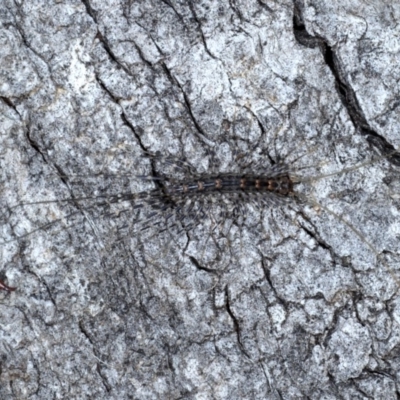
0;0;399;398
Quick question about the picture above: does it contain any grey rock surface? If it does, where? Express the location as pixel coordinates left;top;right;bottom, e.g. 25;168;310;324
1;0;400;398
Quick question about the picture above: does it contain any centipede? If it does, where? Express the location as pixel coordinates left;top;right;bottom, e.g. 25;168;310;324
0;142;399;293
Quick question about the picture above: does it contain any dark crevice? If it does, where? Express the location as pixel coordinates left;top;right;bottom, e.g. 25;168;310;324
120;113;145;151
9;10;78;207
182;90;206;136
189;256;218;273
25;126;48;165
81;0;98;23
119;112;166;191
27;121;72;191
224;286;250;358
188;1;217;60
298;220;331;252
159;0;184;23
94;74;121;103
260;258;289;311
29;357;41;396
93;74;148;155
257;0;274;14
293;1;400;166
96;363;111;393
79;321;111;392
245;107;275;165
363;368;397;382
0;96;18;112
134;20;165;57
260;259;276;292
16;305;35;332
298;211;358;274
160;62;176;87
95;31;132;77
259;362;272;394
28;270;57;308
161;62;210;144
51;163;74;192
351;379;374;399
12;5;47;65
228;0;246;23
293;2;324;49
131;41;153;66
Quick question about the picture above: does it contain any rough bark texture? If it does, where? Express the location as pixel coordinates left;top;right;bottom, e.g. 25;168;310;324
1;1;400;399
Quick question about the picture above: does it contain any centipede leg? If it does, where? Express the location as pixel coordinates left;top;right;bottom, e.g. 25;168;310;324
0;279;16;292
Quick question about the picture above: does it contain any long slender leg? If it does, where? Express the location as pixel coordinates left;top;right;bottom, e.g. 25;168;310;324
0;279;16;292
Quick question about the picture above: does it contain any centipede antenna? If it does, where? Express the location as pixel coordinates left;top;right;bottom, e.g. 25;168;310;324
144;150;198;175
301;157;383;183
0;208;84;246
4;189;163;214
299;147;400;184
296;191;400;290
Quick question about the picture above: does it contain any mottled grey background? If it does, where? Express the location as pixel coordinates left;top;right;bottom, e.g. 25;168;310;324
1;1;400;399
